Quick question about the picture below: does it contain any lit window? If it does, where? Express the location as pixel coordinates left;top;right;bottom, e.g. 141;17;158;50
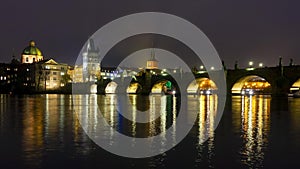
26;69;29;71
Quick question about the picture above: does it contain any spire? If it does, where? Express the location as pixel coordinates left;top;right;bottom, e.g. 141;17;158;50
150;41;157;61
87;38;95;51
151;48;155;60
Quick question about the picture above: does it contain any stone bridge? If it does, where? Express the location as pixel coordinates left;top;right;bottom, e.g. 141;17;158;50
94;65;300;95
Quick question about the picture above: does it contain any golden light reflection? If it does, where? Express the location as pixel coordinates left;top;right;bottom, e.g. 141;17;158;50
197;95;218;144
237;95;270;167
192;94;218;166
22;95;44;167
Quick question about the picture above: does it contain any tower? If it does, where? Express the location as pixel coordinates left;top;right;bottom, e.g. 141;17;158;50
82;39;100;82
146;49;158;69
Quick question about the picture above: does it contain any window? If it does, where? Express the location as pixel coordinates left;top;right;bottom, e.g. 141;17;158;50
33;58;36;62
26;57;29;62
53;77;57;81
53;72;57;75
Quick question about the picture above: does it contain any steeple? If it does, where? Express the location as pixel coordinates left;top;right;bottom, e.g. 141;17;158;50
150;48;157;61
146;47;158;69
87;38;99;52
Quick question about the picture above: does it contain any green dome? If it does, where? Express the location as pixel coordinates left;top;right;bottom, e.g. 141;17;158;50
22;40;43;56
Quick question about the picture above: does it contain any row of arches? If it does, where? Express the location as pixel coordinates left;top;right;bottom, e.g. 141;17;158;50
95;76;300;95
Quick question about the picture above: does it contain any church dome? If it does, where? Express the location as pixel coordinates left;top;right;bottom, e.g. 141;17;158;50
22;40;43;56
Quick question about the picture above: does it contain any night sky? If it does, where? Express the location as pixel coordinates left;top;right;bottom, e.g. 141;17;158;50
0;0;300;68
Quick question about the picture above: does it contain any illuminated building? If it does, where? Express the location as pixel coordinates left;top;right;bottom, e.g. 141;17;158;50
21;40;43;64
73;65;83;83
33;59;69;90
146;50;158;69
82;39;100;82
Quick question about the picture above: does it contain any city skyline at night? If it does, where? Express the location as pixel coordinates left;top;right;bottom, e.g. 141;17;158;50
1;0;300;68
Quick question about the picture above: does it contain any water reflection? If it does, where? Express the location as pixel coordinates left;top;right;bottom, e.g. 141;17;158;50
191;95;218;168
0;93;287;168
2;94;92;168
74;94;178;139
233;95;271;168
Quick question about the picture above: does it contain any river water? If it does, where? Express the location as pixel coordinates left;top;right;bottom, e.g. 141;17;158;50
0;94;299;168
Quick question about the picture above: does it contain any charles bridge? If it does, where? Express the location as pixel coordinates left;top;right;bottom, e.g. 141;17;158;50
74;65;300;96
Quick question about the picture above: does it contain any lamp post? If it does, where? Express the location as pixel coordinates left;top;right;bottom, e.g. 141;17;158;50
249;61;253;67
259;63;263;68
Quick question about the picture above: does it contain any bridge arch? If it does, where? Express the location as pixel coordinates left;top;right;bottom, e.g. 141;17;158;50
127;82;142;94
151;80;176;94
90;84;98;94
231;75;272;95
105;81;118;94
187;78;217;94
290;78;300;92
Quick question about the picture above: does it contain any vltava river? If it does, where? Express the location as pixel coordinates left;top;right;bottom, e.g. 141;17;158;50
0;94;300;168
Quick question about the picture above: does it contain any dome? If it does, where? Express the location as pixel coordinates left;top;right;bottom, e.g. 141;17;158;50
22;40;43;56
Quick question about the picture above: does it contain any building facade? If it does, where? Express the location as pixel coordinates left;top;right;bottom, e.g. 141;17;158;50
33;59;69;91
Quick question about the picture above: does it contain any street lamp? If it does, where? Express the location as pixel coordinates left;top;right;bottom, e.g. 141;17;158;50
200;65;204;70
259;63;263;67
249;61;253;67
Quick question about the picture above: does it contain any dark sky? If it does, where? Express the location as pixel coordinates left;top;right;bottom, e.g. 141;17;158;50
0;0;300;68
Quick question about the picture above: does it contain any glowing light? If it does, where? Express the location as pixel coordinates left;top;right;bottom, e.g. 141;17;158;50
259;63;263;67
249;61;253;66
